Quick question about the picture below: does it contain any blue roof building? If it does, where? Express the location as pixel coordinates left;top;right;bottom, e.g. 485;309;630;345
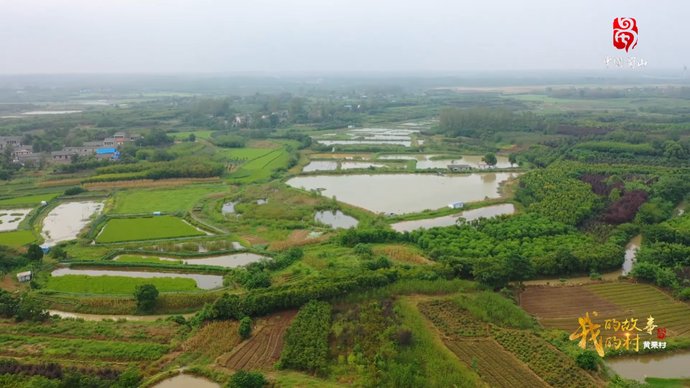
96;147;120;160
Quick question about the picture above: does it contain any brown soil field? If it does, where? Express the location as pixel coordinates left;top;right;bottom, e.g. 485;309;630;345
372;244;432;265
520;285;624;330
445;339;548;388
84;177;220;190
218;310;297;370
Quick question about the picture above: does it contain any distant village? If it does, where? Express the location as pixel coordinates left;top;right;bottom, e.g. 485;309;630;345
0;132;139;165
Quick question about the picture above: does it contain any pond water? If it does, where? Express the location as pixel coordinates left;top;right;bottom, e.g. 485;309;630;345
303;160;338;172
606;351;690;382
0;208;32;232
51;268;223;289
622;234;641;276
221;202;236;214
41;201;103;245
48;310;195;321
22;110;82;115
176;253;268;268
378;154;513;169
152;374;220;388
287;173;518;214
315;210;359;229
391;203;516;232
340;162;386;170
317;140;412;147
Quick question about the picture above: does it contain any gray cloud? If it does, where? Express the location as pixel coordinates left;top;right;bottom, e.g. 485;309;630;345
0;0;687;74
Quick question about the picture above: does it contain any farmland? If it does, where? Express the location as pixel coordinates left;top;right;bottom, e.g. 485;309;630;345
520;282;690;339
219;309;296;370
0;230;35;247
0;193;58;206
44;274;199;294
96;216;205;243
110;184;226;214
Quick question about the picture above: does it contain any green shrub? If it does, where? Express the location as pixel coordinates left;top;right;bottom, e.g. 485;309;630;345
239;317;252;339
228;370;266;388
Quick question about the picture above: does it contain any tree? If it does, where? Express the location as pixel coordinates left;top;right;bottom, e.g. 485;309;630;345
229;370;266;388
50;245;68;260
134;284;159;313
506;255;534;283
576;350;599;370
472;257;510;289
26;244;44;261
482;153;497;167
188;133;196;142
508;153;518;166
0;290;18;318
15;295;48;322
239;316;252;339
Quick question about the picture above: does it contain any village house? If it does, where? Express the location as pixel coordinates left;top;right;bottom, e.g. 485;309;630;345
63;146;96;157
16;271;32;282
51;150;73;163
95;147;119;160
0;136;22;150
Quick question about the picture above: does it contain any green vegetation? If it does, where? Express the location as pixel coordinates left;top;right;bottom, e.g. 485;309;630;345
278;300;332;374
0;193;58;206
111;185;225;214
134;283;159;312
0;230;35;247
96;216;205;243
44;275;198;294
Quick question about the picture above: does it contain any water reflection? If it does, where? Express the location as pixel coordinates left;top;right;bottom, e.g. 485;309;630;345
315;210;358;229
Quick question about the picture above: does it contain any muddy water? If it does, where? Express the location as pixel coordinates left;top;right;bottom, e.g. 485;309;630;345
315;210;359;229
340;162;386;170
0;208;32;232
303;161;338;172
179;253;268;268
152;374;220;388
41;201;103;245
221;202;236;214
606;351;690;382
391;203;515;232
50;268;223;289
48;310;195;321
317;140;412;147
378;154;514;169
287;173;518;214
622;235;642;276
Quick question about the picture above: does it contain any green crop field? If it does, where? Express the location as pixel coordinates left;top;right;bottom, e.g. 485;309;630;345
169;130;215;140
96;216;205;243
229;147;291;183
44;274;198;294
111;185;225;214
0;230;36;247
223;147;277;160
0;193;58;207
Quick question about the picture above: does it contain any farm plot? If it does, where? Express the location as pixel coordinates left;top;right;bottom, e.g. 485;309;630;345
493;329;600;387
0;208;31;232
228;146;292;183
445;339;548;388
0;230;35;247
111;185;225;214
520;285;624;330
521;283;690;338
218;309;297;370
586;282;690;338
96;216;205;243
44;275;199;294
0;193;58;206
419;300;490;338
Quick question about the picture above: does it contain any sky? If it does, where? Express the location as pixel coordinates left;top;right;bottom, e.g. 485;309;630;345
0;0;688;74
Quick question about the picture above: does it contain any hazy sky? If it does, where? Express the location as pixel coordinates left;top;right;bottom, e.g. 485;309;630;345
0;0;688;74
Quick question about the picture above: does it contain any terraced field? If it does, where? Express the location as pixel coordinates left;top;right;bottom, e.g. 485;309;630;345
445;339;548;388
0;318;178;368
419;300;551;388
219;310;296;370
521;282;690;338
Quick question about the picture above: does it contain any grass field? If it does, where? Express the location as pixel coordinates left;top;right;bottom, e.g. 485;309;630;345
96;216;205;243
170;130;215;140
111;185;226;214
0;230;36;246
521;282;690;338
44;274;198;294
228;146;292;183
0;193;58;207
